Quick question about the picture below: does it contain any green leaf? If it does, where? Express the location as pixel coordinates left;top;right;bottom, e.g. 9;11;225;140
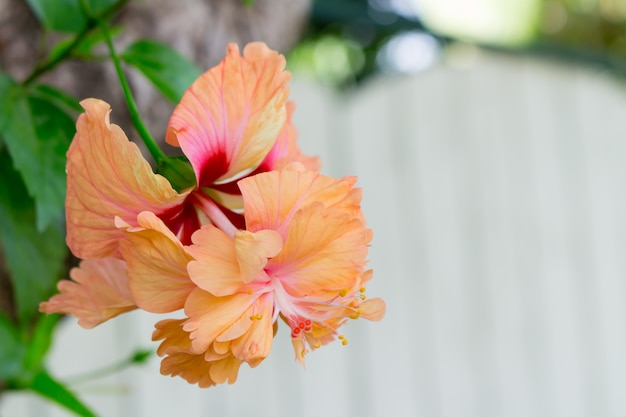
30;371;98;417
121;39;202;103
0;314;24;381
26;0;86;32
48;25;123;62
25;0;118;33
30;84;82;114
0;150;68;324
0;73;74;230
23;314;61;373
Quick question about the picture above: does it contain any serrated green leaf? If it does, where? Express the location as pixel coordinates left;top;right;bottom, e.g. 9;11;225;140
0;150;68;324
122;39;202;103
23;314;61;373
0;74;74;230
25;0;118;33
30;371;97;417
0;314;24;381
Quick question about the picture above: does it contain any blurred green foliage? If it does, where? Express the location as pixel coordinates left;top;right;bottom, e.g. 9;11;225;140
0;0;197;414
291;0;626;86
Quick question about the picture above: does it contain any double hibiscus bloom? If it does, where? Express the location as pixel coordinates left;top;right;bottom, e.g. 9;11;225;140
40;42;385;388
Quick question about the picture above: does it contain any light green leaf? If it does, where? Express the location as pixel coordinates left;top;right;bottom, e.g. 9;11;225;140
26;0;86;32
48;25;123;62
23;314;61;373
31;84;82;114
29;95;76;229
25;0;118;33
122;39;202;103
0;74;74;230
0;150;68;324
0;314;24;381
30;371;98;417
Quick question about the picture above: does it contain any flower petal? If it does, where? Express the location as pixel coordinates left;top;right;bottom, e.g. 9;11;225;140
238;170;363;234
160;350;242;388
153;318;191;355
256;101;320;172
183;288;253;353
120;212;195;313
234;229;282;283
166;42;291;187
230;293;274;366
39;258;136;328
187;225;242;296
66;99;187;259
359;297;386;321
270;203;371;298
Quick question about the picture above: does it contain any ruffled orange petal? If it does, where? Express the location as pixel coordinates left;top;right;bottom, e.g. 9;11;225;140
153;318;242;387
66;99;187;259
153;318;191;355
234;229;282;283
187;225;242;296
187;225;280;294
268;201;371;298
119;212;195;313
183;288;253;353
238;170;363;234
166;42;291;187
230;293;274;366
39;258;136;328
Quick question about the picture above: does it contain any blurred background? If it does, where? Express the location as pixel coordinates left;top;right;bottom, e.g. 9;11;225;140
3;0;626;416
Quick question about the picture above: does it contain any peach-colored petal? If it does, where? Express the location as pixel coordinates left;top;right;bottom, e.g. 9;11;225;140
119;212;195;313
153;318;191;355
359;298;386;321
234;229;282;282
154;318;242;387
230;293;274;366
66;99;187;259
39;258;136;328
238;170;363;234
160;350;242;388
187;225;243;296
183;288;253;353
270;203;371;298
208;354;242;385
166;42;291;187
257;101;321;171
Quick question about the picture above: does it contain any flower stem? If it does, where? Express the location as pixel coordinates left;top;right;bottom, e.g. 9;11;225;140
98;19;167;164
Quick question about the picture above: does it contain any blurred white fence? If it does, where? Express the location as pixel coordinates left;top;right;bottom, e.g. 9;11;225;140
4;50;626;417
